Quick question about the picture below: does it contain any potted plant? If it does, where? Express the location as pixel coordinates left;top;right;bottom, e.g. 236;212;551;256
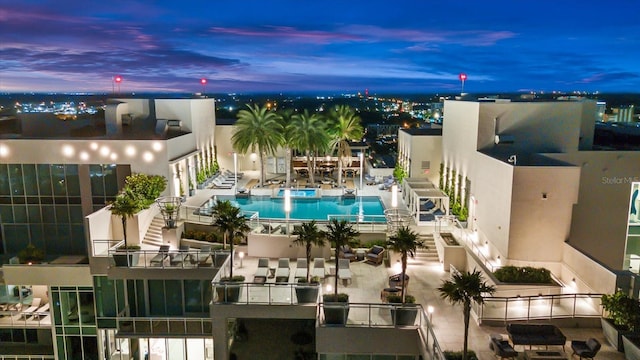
387;294;418;326
438;269;495;360
601;291;640;352
110;188;143;266
292;220;326;303
323;219;359;325
387;226;424;303
215;275;245;303
18;244;45;264
623;334;640;360
322;293;349;325
211;200;250;279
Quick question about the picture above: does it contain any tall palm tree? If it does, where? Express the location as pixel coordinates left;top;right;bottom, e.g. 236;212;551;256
110;188;142;248
292;220;326;282
232;104;283;187
387;226;424;303
326;105;364;187
290;110;330;185
211;200;250;278
438;269;496;360
325;219;360;297
277;109;296;188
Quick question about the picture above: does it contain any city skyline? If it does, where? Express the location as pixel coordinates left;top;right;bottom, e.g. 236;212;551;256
1;0;639;94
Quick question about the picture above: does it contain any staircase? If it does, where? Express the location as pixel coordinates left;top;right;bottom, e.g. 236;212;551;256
143;216;165;246
409;234;439;265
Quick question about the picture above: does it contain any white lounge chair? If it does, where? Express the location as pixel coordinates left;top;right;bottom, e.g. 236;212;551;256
254;258;270;278
337;259;352;284
311;258;326;280
18;297;41;320
275;258;290;282
294;258;308;280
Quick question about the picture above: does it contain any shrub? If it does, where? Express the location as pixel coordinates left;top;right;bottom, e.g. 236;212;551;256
366;239;388;248
386;294;416;304
18;244;44;264
601;291;640;331
443;350;477;360
323;293;349;303
124;173;167;208
494;265;552;284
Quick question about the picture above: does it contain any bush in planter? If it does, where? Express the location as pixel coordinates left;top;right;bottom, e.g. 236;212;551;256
443;350;477;360
124;173;167;209
322;293;350;325
493;265;552;284
216;275;245;303
18;244;45;264
114;245;141;266
387;294;418;326
601;291;640;332
296;276;321;304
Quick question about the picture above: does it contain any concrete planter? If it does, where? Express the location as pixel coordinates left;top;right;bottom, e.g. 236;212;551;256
113;251;139;267
602;317;632;352
390;305;418;326
295;284;319;304
623;335;640;360
323;303;349;325
214;282;243;303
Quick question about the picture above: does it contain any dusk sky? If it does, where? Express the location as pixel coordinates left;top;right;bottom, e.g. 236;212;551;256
1;0;639;94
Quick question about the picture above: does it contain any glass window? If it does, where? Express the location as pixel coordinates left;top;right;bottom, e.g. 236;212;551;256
13;205;27;223
37;164;52;196
165;280;183;316
79;292;95;326
51;165;66;196
27;205;42;223
22;164;38;195
42;205;55;223
94;277;117;318
55;205;69;223
89;165;105;197
69;206;83;223
148;280;165;316
8;164;24;196
0;164;9;195
0;204;14;222
65;165;80;196
104;164;119;196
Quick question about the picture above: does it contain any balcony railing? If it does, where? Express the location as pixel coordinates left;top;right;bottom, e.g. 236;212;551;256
0;309;52;328
317;302;425;328
473;293;603;323
116;316;212;336
108;246;230;269
211;282;320;305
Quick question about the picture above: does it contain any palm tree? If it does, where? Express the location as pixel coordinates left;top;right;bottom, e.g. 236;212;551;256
387;226;424;303
110;188;142;248
277;109;296;188
438;269;496;360
210;200;250;278
232;104;283;187
325;219;360;297
292;220;326;282
326;105;364;187
290;109;330;185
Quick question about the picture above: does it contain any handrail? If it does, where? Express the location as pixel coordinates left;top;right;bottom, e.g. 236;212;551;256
211;282;320;305
0;310;52;328
107;248;230;269
317;302;424;328
473;293;603;323
116;316;212;335
92;239;123;257
417;307;446;360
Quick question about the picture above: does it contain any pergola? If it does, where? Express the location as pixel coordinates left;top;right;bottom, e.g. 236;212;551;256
401;178;449;225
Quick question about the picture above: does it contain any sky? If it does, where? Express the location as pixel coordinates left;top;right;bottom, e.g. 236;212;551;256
1;0;639;94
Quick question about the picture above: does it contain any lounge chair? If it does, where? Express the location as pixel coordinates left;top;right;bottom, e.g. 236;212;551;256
31;302;50;321
224;170;244;179
294;258;308;280
196;245;212;266
275;258;290;282
366;245;385;265
170;245;190;266
150;245;170;266
212;179;233;189
311;258;326;280
337;259;352;284
420;200;436;211
254;258;270;279
18;298;41;320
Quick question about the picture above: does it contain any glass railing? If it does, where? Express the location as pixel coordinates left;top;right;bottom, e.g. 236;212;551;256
417;308;447;360
107;247;230;269
0;356;55;360
473;293;603;323
116;317;212;336
0;309;52;328
211;282;320;305
92;239;123;257
317;302;424;328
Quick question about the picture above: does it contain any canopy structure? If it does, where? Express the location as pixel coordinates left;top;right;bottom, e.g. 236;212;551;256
401;178;449;225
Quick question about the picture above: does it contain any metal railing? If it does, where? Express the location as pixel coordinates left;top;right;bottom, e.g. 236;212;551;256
92;239;123;257
211;282;320;305
116;316;212;336
317;302;425;328
473;293;603;323
417;307;446;360
107;247;230;269
0;309;52;328
0;356;55;360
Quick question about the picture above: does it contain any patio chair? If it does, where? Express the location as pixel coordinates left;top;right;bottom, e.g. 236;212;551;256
311;258;326;280
196;245;212;266
275;258;290;282
366;245;385;265
254;258;270;278
224;170;244;179
337;259;352;284
212;179;233;189
294;258;308;280
339;245;356;261
420;200;436;211
489;334;518;360
31;302;50;321
571;338;601;359
150;245;170;266
17;298;41;320
170;245;190;266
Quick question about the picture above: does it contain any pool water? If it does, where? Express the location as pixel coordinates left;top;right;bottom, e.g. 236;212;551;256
275;188;319;197
212;195;386;221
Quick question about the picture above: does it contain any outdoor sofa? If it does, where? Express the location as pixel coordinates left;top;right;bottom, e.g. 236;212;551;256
506;323;566;349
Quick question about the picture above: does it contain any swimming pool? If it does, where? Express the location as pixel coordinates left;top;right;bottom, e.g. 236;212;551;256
210;195;386;221
275;188;319;198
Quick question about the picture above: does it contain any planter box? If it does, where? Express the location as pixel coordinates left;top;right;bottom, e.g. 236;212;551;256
215;283;243;303
390;305;418;326
295;285;319;304
323;303;349;325
623;335;640;360
602;317;632;352
113;252;139;267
